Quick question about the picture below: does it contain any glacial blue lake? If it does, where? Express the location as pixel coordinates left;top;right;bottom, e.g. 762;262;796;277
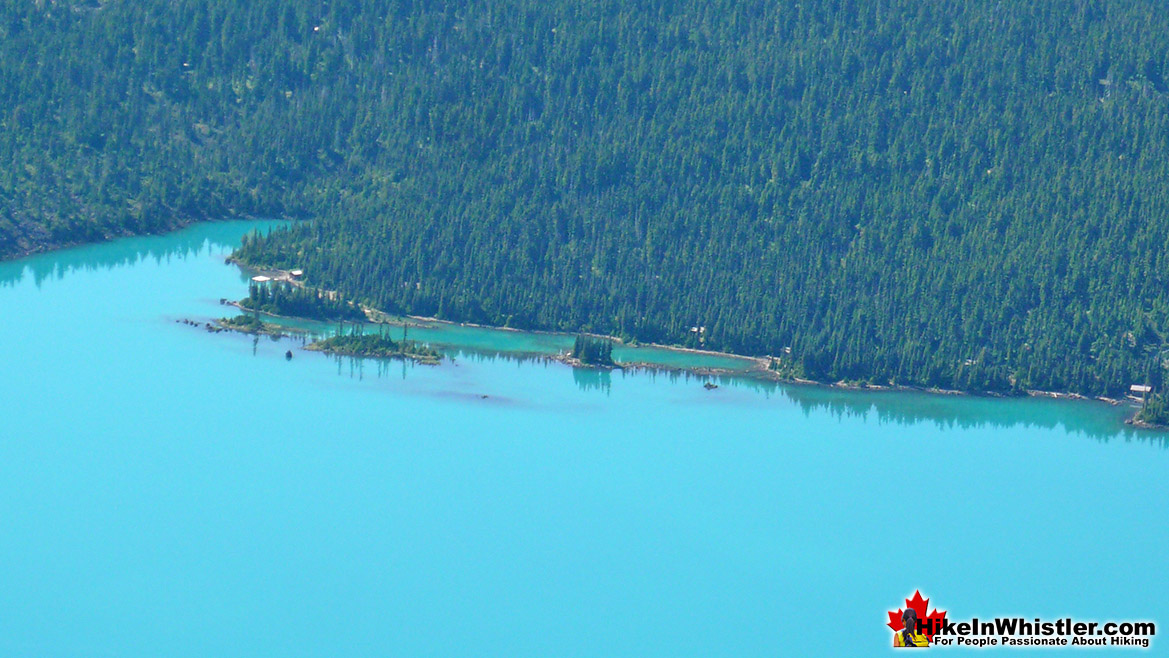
0;220;1165;656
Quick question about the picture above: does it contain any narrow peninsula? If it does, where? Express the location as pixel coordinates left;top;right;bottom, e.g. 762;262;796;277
208;278;444;365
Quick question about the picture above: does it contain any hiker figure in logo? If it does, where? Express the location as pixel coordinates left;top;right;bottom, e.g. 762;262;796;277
895;608;929;647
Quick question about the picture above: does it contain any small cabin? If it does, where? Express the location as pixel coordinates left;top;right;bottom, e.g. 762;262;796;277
1129;384;1154;402
289;269;304;280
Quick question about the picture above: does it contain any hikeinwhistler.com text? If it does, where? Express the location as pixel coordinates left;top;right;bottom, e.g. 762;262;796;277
920;617;1155;648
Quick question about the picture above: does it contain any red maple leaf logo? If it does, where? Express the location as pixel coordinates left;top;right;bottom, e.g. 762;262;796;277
888;590;947;642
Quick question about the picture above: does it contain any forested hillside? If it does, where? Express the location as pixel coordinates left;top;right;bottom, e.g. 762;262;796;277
0;0;326;255
5;1;1169;396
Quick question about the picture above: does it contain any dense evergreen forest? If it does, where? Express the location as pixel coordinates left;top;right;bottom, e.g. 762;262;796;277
239;281;365;322
5;1;1169;396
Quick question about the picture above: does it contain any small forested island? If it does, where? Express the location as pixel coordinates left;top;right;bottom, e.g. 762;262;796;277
218;313;271;334
570;335;616;367
238;281;365;322
306;327;441;365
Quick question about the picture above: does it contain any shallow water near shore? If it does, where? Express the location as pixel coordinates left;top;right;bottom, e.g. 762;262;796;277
1;220;1166;656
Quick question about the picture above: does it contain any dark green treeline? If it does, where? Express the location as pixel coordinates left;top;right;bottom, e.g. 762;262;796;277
239;282;365;322
5;1;1169;395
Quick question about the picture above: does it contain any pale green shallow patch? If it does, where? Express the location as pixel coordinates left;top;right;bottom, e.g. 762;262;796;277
250;297;757;373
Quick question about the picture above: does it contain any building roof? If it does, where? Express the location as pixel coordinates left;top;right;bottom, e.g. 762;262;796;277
251;275;272;282
1131;384;1153;393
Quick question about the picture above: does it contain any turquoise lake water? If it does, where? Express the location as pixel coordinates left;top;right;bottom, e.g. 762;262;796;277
1;220;1166;656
